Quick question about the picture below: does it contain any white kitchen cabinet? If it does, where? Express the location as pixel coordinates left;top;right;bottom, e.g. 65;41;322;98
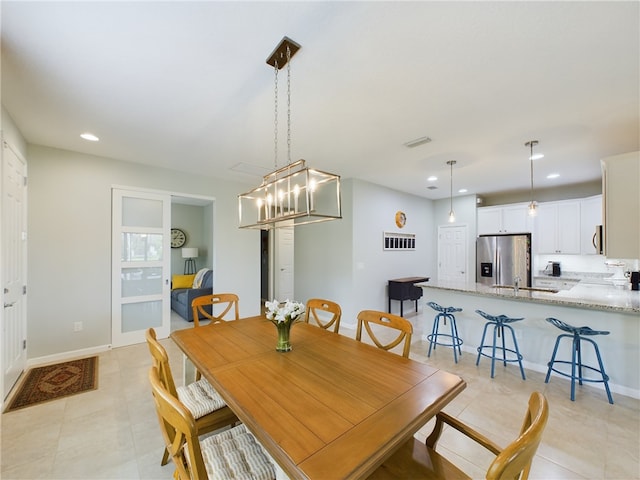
535;201;581;254
477;203;531;235
580;195;602;255
601;151;640;259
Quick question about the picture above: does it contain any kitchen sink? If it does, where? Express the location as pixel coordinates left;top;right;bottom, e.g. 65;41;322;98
492;285;559;294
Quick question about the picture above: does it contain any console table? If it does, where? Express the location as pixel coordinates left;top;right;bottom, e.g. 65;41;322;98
388;276;430;316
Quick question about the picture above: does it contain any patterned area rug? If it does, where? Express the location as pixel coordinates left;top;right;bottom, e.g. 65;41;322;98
4;356;98;412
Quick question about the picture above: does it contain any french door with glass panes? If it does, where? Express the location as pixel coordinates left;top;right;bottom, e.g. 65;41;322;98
111;189;170;347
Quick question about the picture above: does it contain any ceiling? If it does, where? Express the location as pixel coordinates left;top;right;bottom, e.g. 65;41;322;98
2;1;638;200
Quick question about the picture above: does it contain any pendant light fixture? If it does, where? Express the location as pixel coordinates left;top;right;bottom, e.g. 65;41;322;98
238;37;342;230
447;160;456;223
525;140;538;217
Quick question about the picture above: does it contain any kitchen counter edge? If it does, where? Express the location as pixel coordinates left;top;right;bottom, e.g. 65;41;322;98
416;281;639;315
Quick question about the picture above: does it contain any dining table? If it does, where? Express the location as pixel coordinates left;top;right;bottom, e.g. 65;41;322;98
170;315;466;480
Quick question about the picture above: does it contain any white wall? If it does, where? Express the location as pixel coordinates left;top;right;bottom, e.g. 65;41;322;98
295;179;437;328
27;144;261;358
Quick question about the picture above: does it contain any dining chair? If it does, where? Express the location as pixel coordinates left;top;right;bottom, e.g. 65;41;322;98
304;298;342;333
369;391;549;480
191;293;240;327
356;310;413;358
145;328;238;466
148;366;276;480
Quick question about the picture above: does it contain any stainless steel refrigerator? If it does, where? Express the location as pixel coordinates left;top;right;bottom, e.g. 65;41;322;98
476;234;531;287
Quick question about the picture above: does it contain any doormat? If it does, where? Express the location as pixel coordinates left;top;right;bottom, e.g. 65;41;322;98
4;356;98;412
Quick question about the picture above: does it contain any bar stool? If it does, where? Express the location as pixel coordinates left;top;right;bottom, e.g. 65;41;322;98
426;302;463;363
475;310;526;380
544;317;614;404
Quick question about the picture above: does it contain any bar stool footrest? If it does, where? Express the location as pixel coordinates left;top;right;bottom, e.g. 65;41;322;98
546;360;610;383
427;334;463;349
477;345;523;363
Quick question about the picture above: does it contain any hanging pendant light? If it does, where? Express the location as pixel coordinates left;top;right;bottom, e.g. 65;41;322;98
525;140;538;217
238;37;342;230
447;160;456;223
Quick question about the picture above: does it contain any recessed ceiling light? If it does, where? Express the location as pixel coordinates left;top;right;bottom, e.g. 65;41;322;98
458;188;468;193
80;132;99;142
547;173;560;179
427;176;437;182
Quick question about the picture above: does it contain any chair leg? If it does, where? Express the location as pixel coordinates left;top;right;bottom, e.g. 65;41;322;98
450;315;462;356
505;324;526;380
490;324;499;378
587;337;614;405
570;335;579;401
161;446;170;466
448;314;459;363
545;335;563;383
427;314;441;357
475;322;492;366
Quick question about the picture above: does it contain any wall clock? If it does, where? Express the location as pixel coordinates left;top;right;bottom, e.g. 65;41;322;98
171;228;187;248
395;211;406;228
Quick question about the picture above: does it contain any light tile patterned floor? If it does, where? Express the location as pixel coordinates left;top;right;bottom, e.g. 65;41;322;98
1;311;638;479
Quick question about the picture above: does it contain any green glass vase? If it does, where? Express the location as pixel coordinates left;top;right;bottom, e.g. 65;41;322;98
275;321;293;352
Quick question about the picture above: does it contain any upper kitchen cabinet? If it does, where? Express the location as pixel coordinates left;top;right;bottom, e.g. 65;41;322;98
580;195;603;255
601;151;640;259
535;200;581;254
477;203;531;235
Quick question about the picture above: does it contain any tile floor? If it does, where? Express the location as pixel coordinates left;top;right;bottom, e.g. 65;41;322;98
1;311;638;479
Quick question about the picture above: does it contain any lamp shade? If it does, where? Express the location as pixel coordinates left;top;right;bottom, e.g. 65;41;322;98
181;247;198;259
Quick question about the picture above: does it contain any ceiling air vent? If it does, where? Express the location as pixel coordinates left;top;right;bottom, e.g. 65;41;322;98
404;136;432;148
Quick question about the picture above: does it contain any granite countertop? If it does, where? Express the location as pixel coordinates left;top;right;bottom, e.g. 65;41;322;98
417;280;640;314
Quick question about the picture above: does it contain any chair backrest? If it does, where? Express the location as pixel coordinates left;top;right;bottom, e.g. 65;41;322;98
487;391;549;480
356;310;413;358
191;293;240;327
148;366;208;480
304;298;342;333
145;328;179;398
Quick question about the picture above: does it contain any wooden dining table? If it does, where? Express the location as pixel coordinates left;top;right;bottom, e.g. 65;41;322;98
170;316;466;480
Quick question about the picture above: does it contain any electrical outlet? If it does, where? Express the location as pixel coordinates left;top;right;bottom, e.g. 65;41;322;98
74;321;83;332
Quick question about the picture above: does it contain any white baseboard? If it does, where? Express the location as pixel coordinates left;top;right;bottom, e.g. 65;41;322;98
27;344;112;368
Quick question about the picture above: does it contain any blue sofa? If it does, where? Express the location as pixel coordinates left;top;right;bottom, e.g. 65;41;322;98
171;269;213;322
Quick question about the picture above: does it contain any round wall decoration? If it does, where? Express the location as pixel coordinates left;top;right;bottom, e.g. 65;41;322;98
395;211;406;228
171;228;187;248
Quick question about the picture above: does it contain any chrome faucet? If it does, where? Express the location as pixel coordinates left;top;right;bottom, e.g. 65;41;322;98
514;276;521;294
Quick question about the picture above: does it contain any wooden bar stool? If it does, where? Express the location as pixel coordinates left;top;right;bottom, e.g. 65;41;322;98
545;317;613;404
426;302;463;363
475;309;526;380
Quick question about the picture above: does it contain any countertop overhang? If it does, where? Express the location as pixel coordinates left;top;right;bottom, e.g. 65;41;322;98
417;281;640;315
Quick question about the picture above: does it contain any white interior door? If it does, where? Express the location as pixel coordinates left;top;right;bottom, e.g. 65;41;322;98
438;225;468;283
274;225;294;301
112;189;171;347
2;141;27;399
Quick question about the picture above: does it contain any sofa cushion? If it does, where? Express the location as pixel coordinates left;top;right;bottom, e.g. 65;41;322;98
172;274;196;290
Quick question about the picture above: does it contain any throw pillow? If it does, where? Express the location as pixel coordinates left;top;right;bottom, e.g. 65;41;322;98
172;274;196;290
193;268;209;288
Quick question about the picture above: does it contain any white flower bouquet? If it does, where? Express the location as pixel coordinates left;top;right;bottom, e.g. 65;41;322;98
265;299;306;325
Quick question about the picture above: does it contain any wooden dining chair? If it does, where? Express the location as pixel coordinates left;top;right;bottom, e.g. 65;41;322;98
191;293;240;327
145;328;238;466
148;366;276;480
356;310;413;358
304;298;342;333
369;391;549;480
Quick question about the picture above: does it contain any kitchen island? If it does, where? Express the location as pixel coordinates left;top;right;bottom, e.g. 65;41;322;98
418;280;639;399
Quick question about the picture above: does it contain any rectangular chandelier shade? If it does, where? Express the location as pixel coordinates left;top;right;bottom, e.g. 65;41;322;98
238;159;342;230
